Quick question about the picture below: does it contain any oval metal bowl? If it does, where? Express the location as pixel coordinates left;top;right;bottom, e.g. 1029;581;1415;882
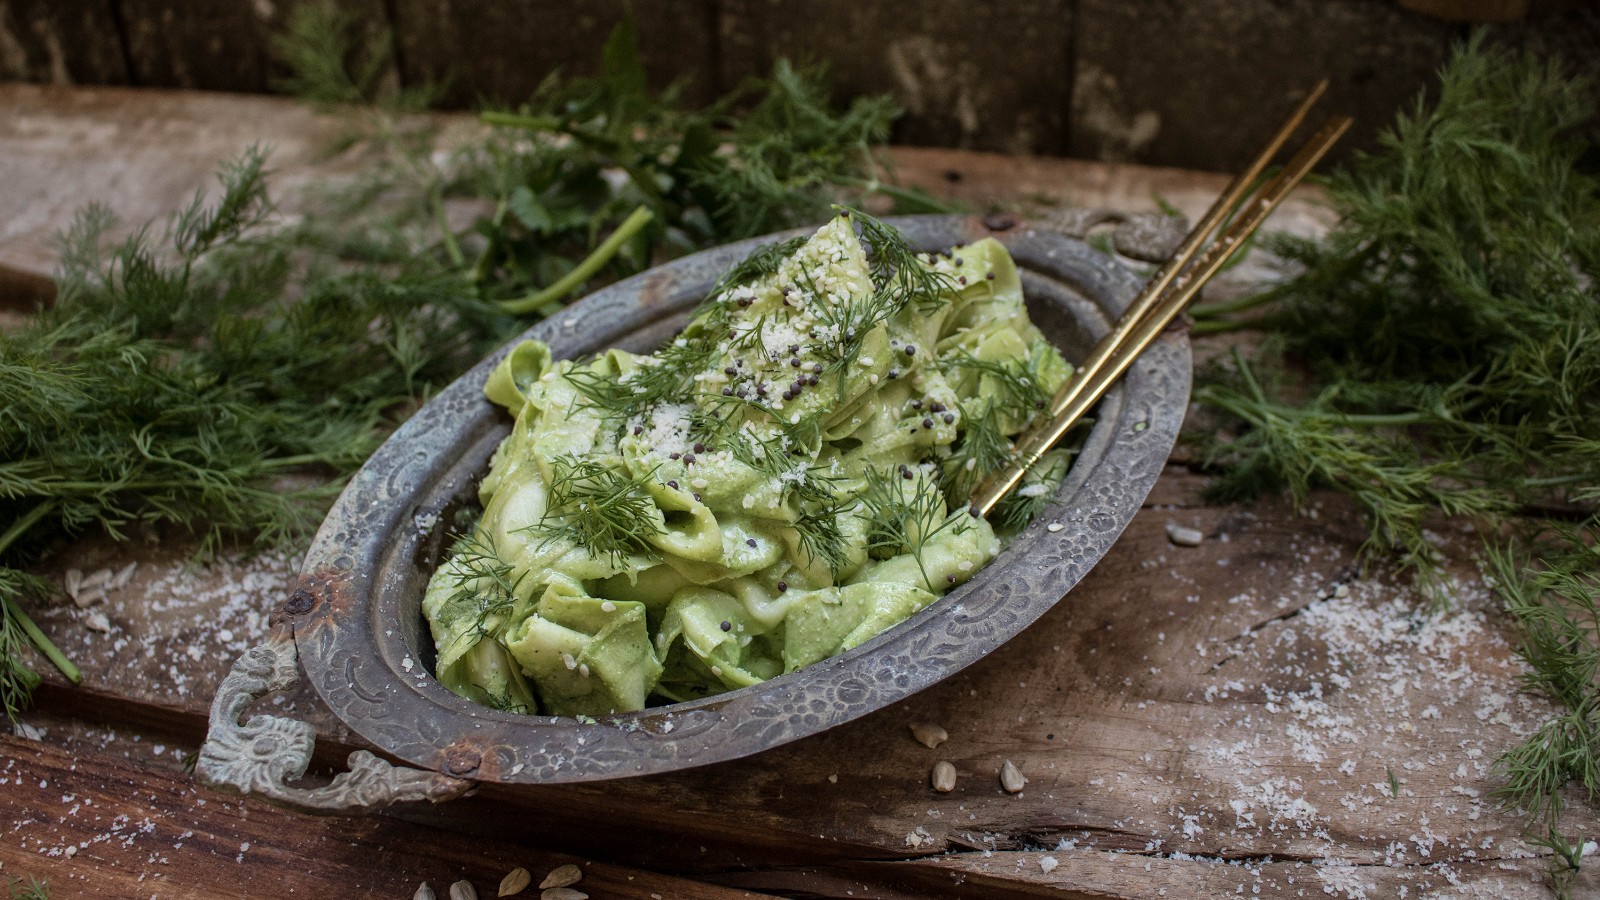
202;214;1189;807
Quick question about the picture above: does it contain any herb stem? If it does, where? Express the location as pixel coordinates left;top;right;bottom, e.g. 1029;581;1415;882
431;185;465;268
8;604;79;684
1189;285;1286;320
1189;314;1278;336
0;501;81;684
838;177;960;213
498;205;654;315
0;502;53;560
480;111;562;130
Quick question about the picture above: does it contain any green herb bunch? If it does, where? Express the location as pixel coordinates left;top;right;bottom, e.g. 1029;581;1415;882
1192;33;1598;576
1187;33;1599;894
0;152;510;719
282;4;946;319
0;6;940;720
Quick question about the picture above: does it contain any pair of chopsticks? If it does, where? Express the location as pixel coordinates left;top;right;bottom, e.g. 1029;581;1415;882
973;80;1352;517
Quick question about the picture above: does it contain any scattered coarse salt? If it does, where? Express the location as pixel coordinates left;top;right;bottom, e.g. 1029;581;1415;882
1046;522;1064;533
1039;856;1058;874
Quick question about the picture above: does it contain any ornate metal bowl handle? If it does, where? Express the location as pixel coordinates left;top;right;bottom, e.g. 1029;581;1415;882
197;627;473;815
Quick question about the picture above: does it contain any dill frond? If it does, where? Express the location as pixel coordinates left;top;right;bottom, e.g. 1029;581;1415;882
851;208;957;314
859;466;971;586
5;875;50;900
536;457;663;564
1184;33;1600;890
443;532;524;643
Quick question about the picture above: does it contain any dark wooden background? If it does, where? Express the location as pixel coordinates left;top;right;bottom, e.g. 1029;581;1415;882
1;0;1595;172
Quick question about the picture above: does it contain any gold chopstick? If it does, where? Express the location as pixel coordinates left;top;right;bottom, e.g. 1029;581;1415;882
971;92;1353;518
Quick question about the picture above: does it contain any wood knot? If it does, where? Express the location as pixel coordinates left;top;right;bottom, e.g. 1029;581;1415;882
982;213;1018;232
282;589;316;616
443;747;481;776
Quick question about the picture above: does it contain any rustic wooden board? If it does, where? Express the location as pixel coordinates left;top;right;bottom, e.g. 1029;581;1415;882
389;0;720;110
18;471;1593;898
0;733;780;900
719;0;1074;155
1068;0;1461;170
0;0;128;87
3;85;1593;898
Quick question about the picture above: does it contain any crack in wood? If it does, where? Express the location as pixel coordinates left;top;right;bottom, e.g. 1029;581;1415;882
1204;565;1360;675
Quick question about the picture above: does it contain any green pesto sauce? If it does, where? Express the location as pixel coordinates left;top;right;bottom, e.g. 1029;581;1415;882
423;213;1073;717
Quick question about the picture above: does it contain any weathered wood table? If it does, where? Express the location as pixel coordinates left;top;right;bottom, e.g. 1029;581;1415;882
2;85;1594;899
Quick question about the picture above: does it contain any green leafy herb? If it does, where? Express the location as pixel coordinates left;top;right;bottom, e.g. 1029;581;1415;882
860;465;972;586
852;208;957;314
1186;33;1599;894
445;533;524;641
1;11;943;717
536;457;663;564
5;876;49;900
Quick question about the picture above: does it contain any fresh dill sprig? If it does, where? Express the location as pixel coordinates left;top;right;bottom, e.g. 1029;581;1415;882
859;465;971;586
851;208;957;314
5;876;49;900
1183;33;1600;893
942;403;1017;504
0;151;506;714
444;533;523;641
536;457;663;564
708;236;808;299
940;351;1049;419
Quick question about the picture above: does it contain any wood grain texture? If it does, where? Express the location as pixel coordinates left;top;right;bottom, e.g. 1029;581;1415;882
18;472;1591;898
0;733;779;900
390;0;720;109
1068;0;1459;170
0;0;128;86
3;84;1592;899
720;0;1073;155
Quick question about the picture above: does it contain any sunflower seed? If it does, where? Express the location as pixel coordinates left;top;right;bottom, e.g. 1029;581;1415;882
1165;523;1204;547
111;560;138;590
931;760;957;793
909;722;947;749
449;880;478;900
541;890;588;900
79;568;112;591
539;865;583;889
1000;759;1027;793
498;867;531;896
64;569;83;600
414;883;437;900
74;588;107;610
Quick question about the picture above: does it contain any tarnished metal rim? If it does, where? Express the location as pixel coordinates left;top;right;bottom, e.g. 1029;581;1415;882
288;215;1190;784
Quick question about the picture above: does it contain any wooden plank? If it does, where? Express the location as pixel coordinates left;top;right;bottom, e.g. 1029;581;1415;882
719;0;1074;156
17;474;1585;886
0;0;128;86
0;733;779;900
2;84;1589;897
0;84;1332;298
0;84;361;302
1069;0;1460;170
873;848;1581;899
389;0;720;110
116;0;272;92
